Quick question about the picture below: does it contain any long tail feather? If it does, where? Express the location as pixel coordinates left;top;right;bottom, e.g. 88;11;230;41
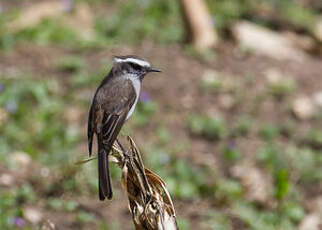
87;104;94;157
98;136;113;200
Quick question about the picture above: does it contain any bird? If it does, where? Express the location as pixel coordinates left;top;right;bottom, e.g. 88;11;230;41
87;55;161;200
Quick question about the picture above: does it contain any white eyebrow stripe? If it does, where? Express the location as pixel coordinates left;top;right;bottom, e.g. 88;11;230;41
114;58;151;67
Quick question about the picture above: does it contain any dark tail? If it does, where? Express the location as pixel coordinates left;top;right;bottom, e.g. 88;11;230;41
87;103;94;157
98;136;113;200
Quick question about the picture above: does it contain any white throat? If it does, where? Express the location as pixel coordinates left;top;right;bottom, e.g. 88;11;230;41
125;74;141;120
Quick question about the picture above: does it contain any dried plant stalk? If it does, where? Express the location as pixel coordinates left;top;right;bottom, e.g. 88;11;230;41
110;136;178;230
180;0;218;50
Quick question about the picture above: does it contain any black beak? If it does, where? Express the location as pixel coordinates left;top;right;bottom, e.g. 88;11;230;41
148;67;161;73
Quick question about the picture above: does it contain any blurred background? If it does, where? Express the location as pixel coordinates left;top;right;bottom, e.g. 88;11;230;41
0;0;322;229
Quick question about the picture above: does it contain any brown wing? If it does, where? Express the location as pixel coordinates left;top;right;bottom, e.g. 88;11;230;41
91;78;137;200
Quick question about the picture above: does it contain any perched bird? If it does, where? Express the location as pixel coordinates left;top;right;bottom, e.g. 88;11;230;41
87;55;161;200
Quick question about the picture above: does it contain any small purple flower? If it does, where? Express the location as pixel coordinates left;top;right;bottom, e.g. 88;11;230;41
140;91;151;103
61;0;74;13
13;217;25;228
227;140;236;150
5;100;17;113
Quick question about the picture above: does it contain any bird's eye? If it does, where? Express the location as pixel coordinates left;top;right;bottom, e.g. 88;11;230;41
129;63;142;70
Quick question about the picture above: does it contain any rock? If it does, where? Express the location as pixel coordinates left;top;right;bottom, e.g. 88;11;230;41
24;207;43;224
218;94;234;110
7;2;63;31
265;68;296;97
314;18;322;42
299;213;321;230
283;31;315;52
265;68;283;83
11;152;32;170
202;69;219;84
200;69;224;92
292;97;315;120
7;2;95;40
232;21;309;61
0;173;14;186
313;91;322;108
231;164;272;204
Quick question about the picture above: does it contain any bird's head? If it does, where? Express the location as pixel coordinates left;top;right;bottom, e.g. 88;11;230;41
113;55;161;79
